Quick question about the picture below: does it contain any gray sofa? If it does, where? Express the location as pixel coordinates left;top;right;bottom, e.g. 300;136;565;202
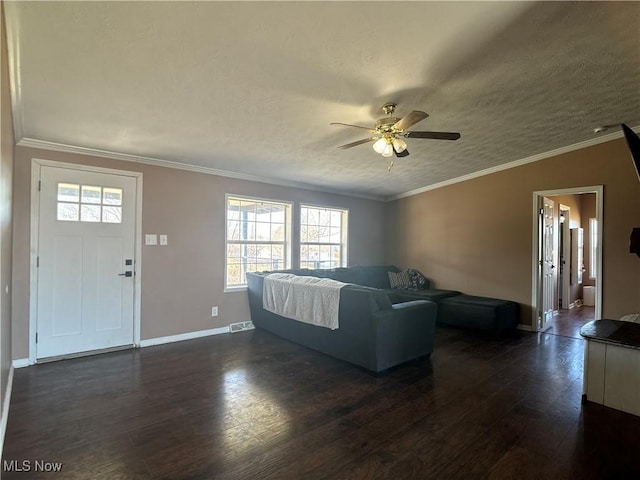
246;268;438;373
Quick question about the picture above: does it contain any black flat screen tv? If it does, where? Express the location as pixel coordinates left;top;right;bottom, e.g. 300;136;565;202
622;123;640;182
621;124;640;256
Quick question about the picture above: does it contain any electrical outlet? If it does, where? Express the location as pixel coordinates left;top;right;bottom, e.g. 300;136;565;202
212;306;218;317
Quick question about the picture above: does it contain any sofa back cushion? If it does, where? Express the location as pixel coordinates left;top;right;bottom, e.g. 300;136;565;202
257;265;403;289
343;284;392;311
348;265;399;288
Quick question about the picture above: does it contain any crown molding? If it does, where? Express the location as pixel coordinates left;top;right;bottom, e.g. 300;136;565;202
15;125;635;205
388;127;633;201
16;137;385;202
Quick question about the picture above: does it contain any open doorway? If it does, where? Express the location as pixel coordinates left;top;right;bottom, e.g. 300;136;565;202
532;186;603;338
558;204;571;310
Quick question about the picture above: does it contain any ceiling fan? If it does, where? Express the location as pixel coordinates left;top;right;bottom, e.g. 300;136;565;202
331;103;460;170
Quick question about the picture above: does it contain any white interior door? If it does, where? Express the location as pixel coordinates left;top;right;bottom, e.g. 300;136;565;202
36;165;137;359
540;196;556;330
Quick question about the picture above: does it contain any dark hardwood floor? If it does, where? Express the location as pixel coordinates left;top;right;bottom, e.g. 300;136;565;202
3;325;640;479
544;306;596;339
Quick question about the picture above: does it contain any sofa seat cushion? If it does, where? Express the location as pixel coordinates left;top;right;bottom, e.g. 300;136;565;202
387;289;461;303
438;294;519;333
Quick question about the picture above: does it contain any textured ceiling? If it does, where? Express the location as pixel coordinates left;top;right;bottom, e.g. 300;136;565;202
5;1;640;200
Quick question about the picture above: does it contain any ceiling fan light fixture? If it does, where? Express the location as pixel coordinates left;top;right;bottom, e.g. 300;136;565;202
392;138;407;153
382;142;394;157
332;103;460;166
372;137;387;154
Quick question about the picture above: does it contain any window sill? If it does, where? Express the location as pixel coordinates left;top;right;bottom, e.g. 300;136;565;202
224;286;248;293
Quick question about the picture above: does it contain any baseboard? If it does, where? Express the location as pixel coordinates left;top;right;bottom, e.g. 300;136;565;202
517;324;534;332
0;365;15;460
12;358;29;369
139;326;230;348
13;326;236;366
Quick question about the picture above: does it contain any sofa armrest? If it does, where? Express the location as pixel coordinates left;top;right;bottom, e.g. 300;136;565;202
390;299;433;311
372;300;437;371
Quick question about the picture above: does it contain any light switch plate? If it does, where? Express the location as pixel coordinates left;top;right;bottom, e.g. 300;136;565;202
145;234;158;246
160;234;168;246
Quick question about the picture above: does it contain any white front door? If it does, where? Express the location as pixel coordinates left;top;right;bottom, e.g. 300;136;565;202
540;196;556;330
36;165;137;359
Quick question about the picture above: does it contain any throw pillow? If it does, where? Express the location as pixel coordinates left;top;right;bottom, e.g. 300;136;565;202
406;269;428;290
388;269;412;289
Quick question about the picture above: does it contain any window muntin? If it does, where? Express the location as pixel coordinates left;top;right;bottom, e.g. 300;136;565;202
57;183;122;223
225;195;292;289
300;205;348;269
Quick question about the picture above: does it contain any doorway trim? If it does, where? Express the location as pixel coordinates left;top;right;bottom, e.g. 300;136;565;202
28;159;143;364
531;185;603;332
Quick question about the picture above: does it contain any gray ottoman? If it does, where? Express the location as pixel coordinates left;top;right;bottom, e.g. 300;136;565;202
438;294;519;333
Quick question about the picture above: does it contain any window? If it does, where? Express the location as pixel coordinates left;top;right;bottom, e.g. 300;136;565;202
300;205;348;269
225;195;292;289
57;183;122;223
589;217;598;279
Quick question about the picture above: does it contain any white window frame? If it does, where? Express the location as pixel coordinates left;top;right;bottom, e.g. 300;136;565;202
225;194;292;290
589;217;598;279
299;204;348;269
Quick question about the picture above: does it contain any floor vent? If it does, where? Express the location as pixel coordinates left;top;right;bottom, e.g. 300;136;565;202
229;321;255;333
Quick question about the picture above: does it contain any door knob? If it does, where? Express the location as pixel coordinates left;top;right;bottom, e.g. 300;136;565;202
118;271;133;277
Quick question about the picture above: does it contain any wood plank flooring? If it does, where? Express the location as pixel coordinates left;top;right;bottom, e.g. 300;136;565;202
3;326;640;479
544;306;596;340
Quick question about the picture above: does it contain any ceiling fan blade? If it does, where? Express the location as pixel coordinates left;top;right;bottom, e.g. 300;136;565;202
337;137;377;149
394;148;410;158
404;131;461;140
330;122;375;132
393;111;429;131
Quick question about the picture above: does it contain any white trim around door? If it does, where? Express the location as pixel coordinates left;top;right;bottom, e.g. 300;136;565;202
28;159;143;364
531;185;603;332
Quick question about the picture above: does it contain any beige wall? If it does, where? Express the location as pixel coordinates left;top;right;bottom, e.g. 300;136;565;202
1;1;14;422
12;146;387;359
386;138;640;327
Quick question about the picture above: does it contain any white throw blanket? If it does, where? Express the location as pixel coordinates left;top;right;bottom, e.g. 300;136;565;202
262;273;347;330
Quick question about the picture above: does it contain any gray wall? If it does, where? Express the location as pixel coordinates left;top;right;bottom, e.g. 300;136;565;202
1;1;15;431
12;146;387;359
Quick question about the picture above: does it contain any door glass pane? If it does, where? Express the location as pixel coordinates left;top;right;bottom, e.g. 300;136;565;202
57;203;79;221
102;206;122;224
58;183;79;202
103;187;123;205
80;204;101;222
81;185;102;204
